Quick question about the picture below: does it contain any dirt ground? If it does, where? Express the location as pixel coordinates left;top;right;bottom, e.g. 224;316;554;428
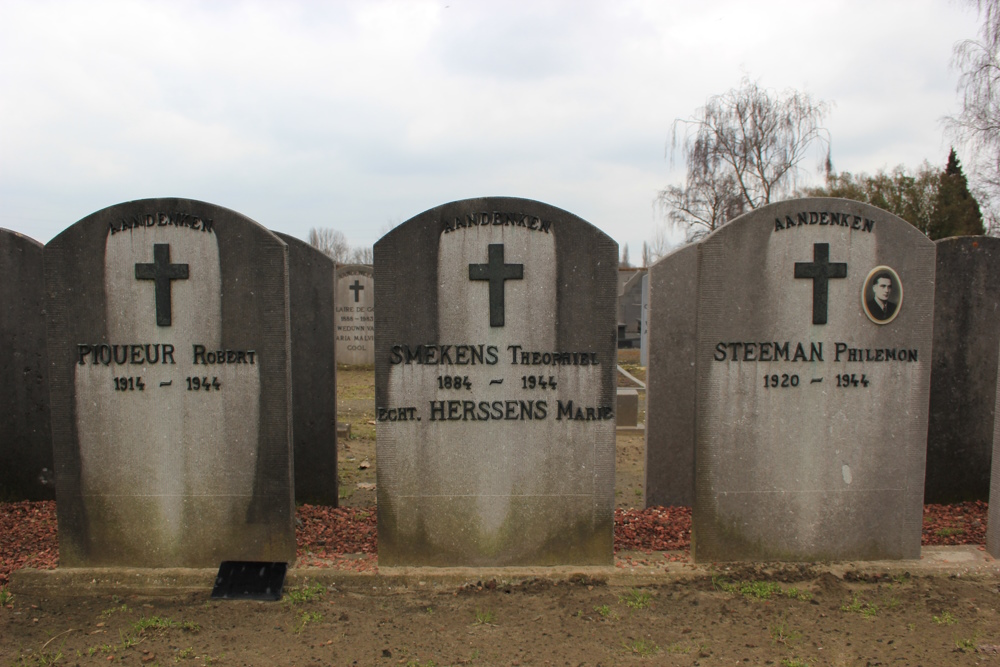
5;356;1000;666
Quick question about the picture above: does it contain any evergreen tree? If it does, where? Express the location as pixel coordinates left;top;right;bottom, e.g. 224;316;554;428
930;149;985;239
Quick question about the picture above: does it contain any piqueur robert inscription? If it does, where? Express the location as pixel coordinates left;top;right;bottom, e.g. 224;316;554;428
80;232;257;396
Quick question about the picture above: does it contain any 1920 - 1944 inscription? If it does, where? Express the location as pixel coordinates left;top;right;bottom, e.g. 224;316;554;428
375;197;617;567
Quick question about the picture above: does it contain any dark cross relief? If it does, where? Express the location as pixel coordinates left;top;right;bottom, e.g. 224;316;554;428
794;242;847;325
135;243;189;327
469;243;523;327
349;279;364;303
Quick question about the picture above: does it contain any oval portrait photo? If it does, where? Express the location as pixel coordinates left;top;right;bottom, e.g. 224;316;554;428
862;266;903;324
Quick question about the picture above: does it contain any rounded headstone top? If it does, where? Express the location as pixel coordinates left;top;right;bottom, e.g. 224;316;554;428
0;227;43;249
336;264;373;276
706;197;935;247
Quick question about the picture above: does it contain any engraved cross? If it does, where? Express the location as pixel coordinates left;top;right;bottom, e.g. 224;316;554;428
135;243;190;327
794;242;847;325
349;279;364;303
469;243;523;327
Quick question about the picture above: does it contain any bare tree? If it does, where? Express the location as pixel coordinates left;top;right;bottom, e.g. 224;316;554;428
663;77;831;241
646;222;673;263
620;243;631;268
308;228;351;263
946;0;1000;233
350;246;373;264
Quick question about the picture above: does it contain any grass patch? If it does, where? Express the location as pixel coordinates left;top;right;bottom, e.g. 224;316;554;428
713;577;812;601
622;637;660;657
841;594;879;618
295;610;323;633
780;659;810;667
284;582;326;605
0;587;14;606
934;611;957;625
474;608;496;625
935;527;965;537
770;619;801;646
619;588;653;609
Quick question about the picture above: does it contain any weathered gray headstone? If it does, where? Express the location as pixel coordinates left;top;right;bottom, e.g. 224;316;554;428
987;342;1000;558
375;197;618;566
925;236;1000;503
45;199;295;567
276;233;338;507
644;243;698;508
693;199;934;562
0;229;54;501
335;264;375;366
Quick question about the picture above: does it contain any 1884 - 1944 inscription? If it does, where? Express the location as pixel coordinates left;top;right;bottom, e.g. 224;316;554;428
44;199;295;568
375;198;618;566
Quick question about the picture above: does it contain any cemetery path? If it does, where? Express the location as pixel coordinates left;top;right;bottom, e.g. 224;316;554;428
4;564;1000;665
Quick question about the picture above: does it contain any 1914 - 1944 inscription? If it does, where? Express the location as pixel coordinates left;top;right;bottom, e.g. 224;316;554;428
375;197;617;567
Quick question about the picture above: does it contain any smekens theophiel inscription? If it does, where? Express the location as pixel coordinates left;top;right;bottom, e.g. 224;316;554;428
378;343;611;422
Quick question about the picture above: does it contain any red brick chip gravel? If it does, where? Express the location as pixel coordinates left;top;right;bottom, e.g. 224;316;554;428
0;500;988;587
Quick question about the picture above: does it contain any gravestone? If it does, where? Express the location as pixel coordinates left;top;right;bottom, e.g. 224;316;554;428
644;243;698;508
987;343;1000;558
925;236;1000;503
692;199;934;562
44;199;295;567
639;273;649;366
0;229;54;500
335;264;375;366
275;233;338;506
374;197;618;566
617;269;645;348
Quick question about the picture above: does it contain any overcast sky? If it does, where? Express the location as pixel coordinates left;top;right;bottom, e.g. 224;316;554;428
0;0;982;256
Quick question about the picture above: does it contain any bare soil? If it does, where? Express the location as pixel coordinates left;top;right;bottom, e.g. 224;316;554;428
3;360;1000;666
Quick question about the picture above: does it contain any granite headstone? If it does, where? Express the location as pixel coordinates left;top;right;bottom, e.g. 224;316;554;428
276;233;338;507
375;197;618;566
644;243;698;508
693;199;934;562
925;236;1000;503
0;229;54;500
335;264;375;366
45;199;295;567
639;273;649;366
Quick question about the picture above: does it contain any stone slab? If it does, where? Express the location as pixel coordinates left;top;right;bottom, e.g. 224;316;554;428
692;199;935;562
925;236;1000;503
276;233;338;506
644;243;698;508
44;199;295;567
988;340;1000;558
0;229;54;500
616;388;638;427
374;197;618;566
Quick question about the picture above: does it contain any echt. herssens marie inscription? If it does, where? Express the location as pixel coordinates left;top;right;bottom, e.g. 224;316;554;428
374;198;618;567
44;199;295;568
692;198;934;563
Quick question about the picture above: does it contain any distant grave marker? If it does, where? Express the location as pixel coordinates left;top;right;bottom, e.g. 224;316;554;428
45;199;295;567
335;265;375;366
925;236;1000;503
374;197;617;566
276;233;338;507
692;199;934;562
0;229;54;500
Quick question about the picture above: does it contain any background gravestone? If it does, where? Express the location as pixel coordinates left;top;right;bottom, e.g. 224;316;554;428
693;198;934;562
925;236;1000;503
987;342;1000;558
335;265;375;366
375;197;617;566
644;243;698;508
617;269;645;349
275;233;338;507
45;199;295;567
0;229;54;501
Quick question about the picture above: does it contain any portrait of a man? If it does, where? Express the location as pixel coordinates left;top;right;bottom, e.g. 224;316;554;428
862;267;903;324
